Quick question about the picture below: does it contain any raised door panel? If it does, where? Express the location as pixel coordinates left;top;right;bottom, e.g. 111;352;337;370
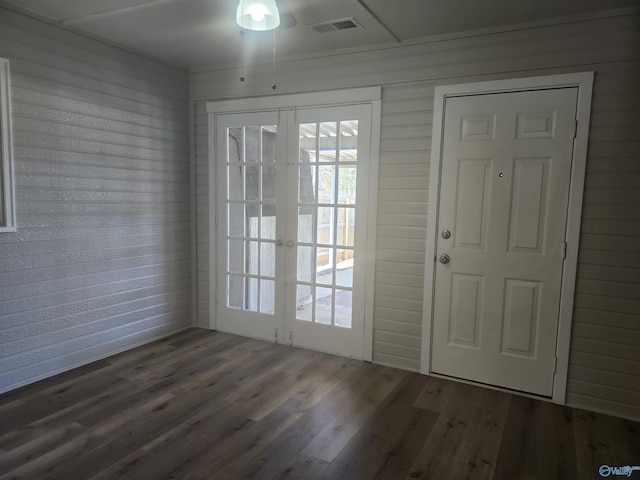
509;158;549;253
454;159;492;249
449;274;484;348
501;279;541;356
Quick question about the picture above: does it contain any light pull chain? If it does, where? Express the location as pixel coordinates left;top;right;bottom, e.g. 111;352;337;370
239;29;245;82
271;28;277;91
239;0;245;82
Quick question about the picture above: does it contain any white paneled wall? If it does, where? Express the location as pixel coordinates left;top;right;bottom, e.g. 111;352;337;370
192;11;640;420
194;101;209;327
372;84;433;371
0;8;191;393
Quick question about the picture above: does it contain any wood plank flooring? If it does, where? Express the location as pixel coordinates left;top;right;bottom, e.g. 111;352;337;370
0;328;638;480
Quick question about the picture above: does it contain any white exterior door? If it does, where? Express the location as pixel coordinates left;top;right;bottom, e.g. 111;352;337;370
215;104;374;359
285;105;371;358
216;111;286;341
431;88;579;396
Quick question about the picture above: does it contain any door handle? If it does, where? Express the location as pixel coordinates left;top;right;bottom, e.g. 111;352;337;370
439;254;450;264
286;240;295;247
276;239;284;247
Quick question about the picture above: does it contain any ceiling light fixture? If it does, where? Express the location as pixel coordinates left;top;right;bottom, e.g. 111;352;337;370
236;0;280;90
236;0;280;31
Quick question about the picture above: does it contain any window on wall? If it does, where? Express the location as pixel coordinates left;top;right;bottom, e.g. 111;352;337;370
0;57;16;232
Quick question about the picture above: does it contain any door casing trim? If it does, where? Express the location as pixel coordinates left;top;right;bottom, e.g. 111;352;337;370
207;87;382;362
420;72;594;404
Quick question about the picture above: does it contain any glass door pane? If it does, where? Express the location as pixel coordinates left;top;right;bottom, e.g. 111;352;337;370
295;120;358;328
225;125;278;314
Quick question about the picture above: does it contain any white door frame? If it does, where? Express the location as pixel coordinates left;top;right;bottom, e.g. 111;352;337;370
207;87;382;361
421;72;594;404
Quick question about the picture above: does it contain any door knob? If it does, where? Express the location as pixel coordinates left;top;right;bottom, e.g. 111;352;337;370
286;240;295;247
275;239;284;247
439;254;450;264
441;229;451;239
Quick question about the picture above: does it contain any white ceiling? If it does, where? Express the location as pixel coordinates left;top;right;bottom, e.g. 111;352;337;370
3;0;638;70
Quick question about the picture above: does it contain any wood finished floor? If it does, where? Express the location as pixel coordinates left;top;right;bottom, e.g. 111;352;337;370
0;328;638;480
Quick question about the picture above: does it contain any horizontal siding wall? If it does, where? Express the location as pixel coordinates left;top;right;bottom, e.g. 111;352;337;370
191;11;640;419
0;8;191;393
194;100;209;328
373;84;433;371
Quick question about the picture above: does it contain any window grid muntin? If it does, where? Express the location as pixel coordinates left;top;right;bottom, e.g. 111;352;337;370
226;125;277;314
296;120;358;327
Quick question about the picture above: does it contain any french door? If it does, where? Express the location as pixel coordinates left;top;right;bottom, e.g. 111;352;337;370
216;110;285;341
215;104;373;359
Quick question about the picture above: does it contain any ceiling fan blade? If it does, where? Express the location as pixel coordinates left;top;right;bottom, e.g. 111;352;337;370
276;0;297;28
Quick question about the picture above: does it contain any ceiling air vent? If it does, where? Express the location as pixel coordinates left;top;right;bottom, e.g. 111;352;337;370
311;18;362;34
